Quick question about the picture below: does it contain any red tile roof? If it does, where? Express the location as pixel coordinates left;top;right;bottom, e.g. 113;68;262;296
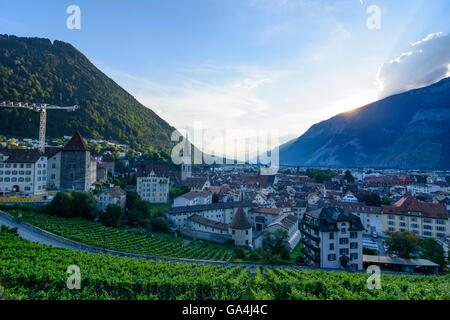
0;149;42;163
63;131;89;151
137;164;170;177
229;207;252;230
382;195;447;219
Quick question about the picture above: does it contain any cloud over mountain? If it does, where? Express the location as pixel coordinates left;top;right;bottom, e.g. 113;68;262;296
377;32;450;98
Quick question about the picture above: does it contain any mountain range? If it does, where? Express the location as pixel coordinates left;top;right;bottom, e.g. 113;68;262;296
279;77;450;169
1;34;449;169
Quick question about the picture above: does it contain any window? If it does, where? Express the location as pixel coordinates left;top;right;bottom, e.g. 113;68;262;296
339;238;349;245
388;221;395;226
350;232;357;239
329;243;334;250
329;232;334;240
350;242;358;249
411;224;419;228
388;215;395;219
424;225;432;230
423;231;432;236
339;248;349;255
350;253;358;260
328;254;336;261
436;226;446;231
423;219;432;224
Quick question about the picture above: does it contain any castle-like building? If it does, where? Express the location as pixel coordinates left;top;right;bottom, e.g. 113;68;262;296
0;131;97;195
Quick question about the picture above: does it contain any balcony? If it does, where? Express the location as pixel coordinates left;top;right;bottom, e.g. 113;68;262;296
301;248;320;264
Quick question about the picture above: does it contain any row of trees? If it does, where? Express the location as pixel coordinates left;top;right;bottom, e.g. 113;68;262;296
46;190;170;233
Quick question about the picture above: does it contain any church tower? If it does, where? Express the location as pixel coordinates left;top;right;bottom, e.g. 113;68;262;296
181;133;191;181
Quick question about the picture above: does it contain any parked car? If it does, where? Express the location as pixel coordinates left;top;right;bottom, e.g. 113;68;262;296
372;231;378;238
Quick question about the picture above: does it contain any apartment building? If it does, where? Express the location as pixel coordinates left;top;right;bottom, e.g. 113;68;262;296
382;195;449;240
300;207;364;271
97;187;127;211
137;164;170;203
0;149;47;195
331;201;383;236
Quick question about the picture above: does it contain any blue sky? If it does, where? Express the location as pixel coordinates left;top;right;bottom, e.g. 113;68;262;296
1;0;450;155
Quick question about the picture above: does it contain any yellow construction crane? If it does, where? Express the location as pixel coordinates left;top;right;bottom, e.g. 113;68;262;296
0;101;80;153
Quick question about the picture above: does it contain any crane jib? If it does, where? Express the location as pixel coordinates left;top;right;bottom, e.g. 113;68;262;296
0;101;80;153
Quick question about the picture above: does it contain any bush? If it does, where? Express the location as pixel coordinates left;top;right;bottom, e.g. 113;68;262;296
100;204;124;228
149;217;170;233
46;191;98;220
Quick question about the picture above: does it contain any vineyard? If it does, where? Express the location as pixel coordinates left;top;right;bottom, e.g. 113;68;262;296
1;231;449;300
4;209;233;261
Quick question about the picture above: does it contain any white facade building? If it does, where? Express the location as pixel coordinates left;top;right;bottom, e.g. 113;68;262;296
137;164;170;203
300;207;364;271
0;149;47;195
173;191;212;207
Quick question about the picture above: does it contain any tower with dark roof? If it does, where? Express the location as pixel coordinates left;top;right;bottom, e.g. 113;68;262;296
60;131;95;192
229;207;252;246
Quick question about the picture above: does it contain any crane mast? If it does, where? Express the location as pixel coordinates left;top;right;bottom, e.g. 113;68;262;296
0;101;80;153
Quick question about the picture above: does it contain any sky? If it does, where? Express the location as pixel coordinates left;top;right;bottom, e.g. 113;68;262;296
1;0;450;157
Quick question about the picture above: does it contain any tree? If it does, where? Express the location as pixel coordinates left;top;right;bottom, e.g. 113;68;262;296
126;198;150;226
149;217;170;233
358;193;381;206
70;191;98;220
169;186;190;200
344;170;355;183
381;197;393;205
264;230;291;263
385;231;420;259
212;193;219;203
125;190;140;210
46;192;72;217
100;204;124;228
419;238;447;271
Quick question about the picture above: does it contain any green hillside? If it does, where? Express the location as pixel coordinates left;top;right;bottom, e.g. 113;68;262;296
0;34;175;160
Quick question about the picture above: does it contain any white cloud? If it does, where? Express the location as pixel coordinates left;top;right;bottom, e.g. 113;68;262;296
332;23;351;40
376;32;450;98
